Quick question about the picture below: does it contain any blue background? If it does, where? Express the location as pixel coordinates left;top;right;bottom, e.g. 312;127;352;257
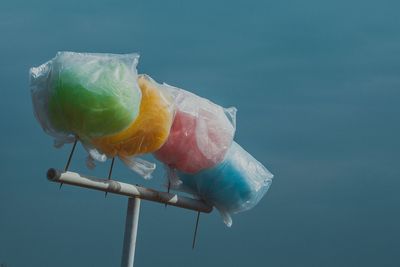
1;0;399;266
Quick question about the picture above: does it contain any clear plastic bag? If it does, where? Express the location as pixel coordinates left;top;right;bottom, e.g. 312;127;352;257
30;52;142;142
175;142;274;227
154;84;236;174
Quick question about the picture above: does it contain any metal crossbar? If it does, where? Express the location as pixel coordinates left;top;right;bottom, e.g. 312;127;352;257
48;168;212;213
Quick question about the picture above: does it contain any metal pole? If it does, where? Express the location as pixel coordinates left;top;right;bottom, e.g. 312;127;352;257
105;157;115;198
192;211;200;249
60;139;77;189
121;198;141;267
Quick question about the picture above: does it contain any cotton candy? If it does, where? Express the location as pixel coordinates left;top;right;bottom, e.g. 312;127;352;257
154;86;236;173
31;52;141;141
176;142;273;226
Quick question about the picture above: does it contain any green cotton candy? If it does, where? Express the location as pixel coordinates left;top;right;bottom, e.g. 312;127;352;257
48;52;141;139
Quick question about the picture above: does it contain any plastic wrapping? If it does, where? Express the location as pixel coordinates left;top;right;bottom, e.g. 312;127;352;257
154;84;236;174
30;52;275;221
92;74;174;158
30;59;74;146
120;156;156;179
176;142;274;226
30;52;142;142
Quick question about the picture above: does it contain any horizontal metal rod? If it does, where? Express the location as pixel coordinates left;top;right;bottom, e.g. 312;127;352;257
47;168;212;213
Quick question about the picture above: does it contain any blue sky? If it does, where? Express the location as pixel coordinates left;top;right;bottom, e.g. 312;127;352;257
1;0;399;266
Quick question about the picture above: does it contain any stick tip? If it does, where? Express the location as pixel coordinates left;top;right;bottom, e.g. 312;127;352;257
47;168;59;180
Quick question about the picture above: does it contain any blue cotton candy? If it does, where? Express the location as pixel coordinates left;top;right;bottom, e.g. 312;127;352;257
177;142;274;226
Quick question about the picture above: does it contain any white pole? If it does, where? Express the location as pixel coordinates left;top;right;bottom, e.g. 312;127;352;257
121;198;141;267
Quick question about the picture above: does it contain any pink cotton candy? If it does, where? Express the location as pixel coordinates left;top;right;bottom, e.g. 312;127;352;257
154;87;236;174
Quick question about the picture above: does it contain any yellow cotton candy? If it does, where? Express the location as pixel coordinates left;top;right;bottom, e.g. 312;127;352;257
91;75;174;158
